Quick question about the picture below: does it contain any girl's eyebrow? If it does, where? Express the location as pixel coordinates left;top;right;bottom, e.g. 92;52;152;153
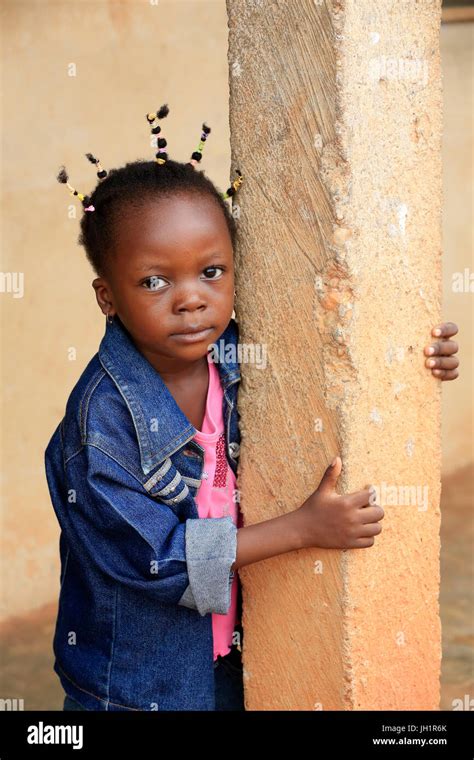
136;261;170;273
136;253;227;273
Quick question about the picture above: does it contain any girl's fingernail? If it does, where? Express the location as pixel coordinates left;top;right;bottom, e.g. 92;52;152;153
427;359;436;367
428;347;435;354
331;457;338;467
433;328;441;336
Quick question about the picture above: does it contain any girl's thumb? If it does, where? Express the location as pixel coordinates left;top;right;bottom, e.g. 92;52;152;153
319;456;342;491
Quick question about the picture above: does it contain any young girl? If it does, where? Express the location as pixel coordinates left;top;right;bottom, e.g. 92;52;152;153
45;105;460;712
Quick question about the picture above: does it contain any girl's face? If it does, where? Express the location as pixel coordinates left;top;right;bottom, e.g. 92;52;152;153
92;193;235;375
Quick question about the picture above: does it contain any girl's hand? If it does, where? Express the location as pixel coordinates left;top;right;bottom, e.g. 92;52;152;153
424;322;460;381
295;457;384;550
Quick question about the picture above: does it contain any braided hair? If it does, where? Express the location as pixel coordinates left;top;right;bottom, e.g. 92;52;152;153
76;159;238;277
56;103;243;278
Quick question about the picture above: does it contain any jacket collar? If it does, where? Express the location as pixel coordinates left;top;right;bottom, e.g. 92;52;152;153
98;314;240;475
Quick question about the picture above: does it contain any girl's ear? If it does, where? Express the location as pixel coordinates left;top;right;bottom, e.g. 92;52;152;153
91;277;114;317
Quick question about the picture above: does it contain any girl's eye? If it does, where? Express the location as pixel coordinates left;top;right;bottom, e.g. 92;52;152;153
141;267;225;291
142;276;167;291
202;266;225;280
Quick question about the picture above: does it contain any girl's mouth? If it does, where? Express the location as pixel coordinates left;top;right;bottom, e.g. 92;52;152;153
170;327;213;344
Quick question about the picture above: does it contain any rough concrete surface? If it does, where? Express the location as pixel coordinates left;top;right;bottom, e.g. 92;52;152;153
227;0;444;709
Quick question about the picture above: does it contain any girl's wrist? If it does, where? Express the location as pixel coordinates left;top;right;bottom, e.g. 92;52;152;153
280;509;308;552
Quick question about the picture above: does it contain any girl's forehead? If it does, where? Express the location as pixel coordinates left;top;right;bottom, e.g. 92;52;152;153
141;192;221;217
110;211;232;277
118;195;231;248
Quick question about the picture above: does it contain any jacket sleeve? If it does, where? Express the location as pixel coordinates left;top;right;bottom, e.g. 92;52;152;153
45;440;237;616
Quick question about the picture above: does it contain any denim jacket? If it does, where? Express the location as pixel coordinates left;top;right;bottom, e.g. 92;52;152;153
44;314;242;711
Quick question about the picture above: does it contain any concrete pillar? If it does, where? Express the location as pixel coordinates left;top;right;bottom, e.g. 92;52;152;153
227;0;443;709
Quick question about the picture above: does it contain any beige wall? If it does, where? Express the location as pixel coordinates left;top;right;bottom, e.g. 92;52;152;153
440;19;474;473
1;0;232;620
1;0;472;632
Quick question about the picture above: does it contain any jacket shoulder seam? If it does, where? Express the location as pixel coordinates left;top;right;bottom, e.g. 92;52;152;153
64;441;144;487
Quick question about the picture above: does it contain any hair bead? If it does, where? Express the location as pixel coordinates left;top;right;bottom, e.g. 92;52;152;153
187;123;211;168
146;103;170;164
85;153;108;180
222;169;243;200
56;166;95;211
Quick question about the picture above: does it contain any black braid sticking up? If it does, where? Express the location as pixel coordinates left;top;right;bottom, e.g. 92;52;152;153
77;159;237;278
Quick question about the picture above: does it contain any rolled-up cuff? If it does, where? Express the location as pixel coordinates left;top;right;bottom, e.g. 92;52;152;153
177;516;237;616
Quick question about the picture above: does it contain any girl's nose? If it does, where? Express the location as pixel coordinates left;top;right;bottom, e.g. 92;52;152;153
174;291;207;313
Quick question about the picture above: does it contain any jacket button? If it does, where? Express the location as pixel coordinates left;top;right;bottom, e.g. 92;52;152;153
228;442;240;458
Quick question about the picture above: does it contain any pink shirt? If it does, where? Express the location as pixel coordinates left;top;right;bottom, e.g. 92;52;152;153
192;350;241;660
